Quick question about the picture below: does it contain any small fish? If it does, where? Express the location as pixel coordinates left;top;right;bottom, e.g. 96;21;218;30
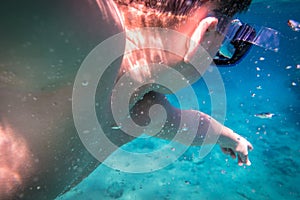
254;112;275;119
288;19;300;32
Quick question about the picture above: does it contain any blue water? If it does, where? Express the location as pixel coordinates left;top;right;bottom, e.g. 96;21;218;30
59;1;300;200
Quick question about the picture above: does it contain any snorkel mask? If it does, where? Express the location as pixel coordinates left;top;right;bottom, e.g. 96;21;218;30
213;19;280;66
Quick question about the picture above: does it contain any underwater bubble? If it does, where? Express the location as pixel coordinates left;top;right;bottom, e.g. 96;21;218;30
81;81;89;86
256;67;261;71
286;65;292;70
291;82;297;86
259;57;265;61
186;0;192;6
82;130;90;134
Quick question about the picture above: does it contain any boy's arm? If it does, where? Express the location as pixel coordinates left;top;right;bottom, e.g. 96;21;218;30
130;91;253;166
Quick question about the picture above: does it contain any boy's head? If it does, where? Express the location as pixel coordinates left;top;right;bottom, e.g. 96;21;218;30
97;1;252;27
107;0;252;28
96;0;253;82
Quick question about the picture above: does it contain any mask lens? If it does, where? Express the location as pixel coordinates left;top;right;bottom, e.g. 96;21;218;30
216;39;236;59
214;20;256;66
214;19;280;67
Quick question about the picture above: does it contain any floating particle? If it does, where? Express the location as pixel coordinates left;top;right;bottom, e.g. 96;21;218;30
111;126;122;130
297;64;300;69
256;86;262;90
292;82;297;86
251;93;256;97
181;127;189;132
286;66;292;69
259;57;265;61
256;67;261;71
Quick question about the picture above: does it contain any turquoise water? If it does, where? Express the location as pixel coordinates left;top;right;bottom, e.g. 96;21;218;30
58;1;300;200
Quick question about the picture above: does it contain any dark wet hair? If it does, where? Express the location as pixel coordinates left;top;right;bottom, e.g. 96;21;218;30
114;0;252;17
214;0;252;17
